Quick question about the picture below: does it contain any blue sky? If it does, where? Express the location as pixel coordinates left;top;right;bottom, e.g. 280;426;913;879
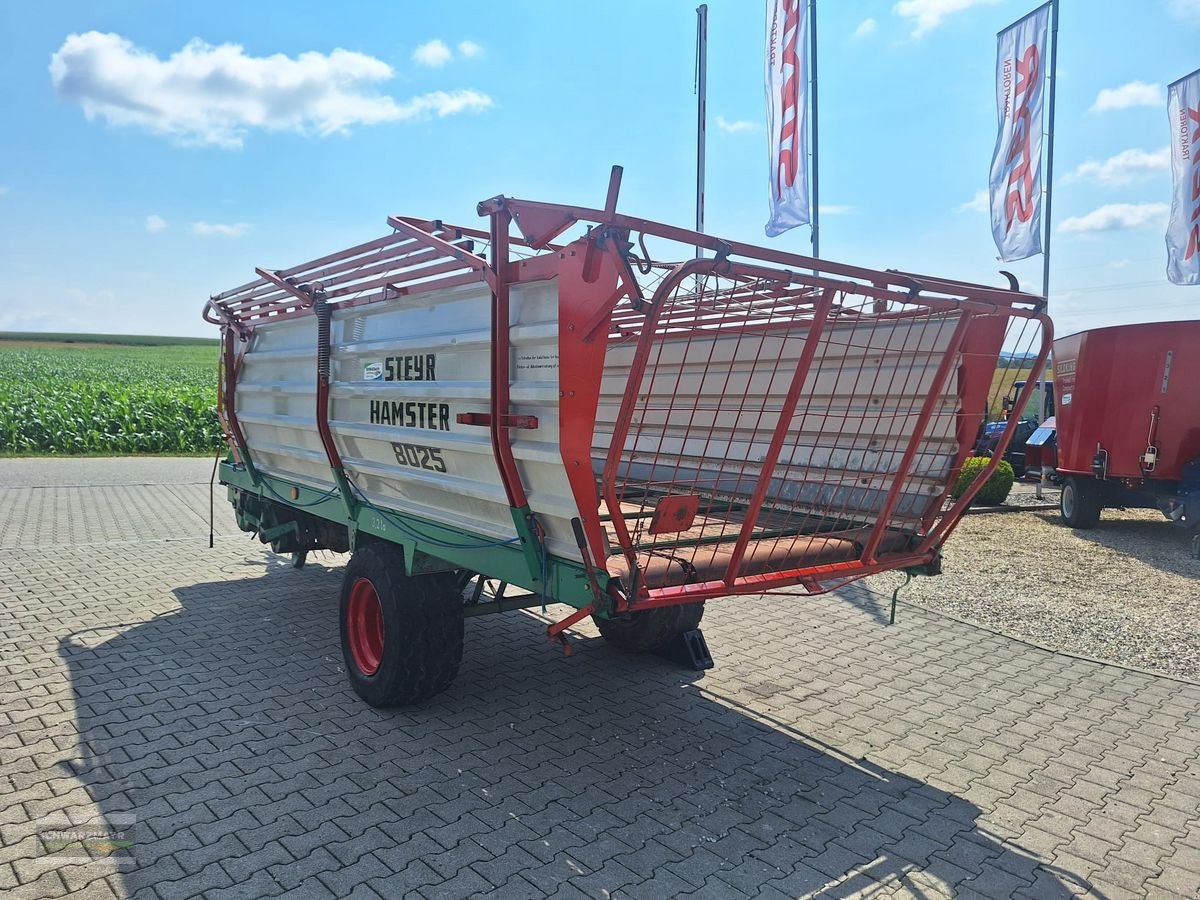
1;0;1197;338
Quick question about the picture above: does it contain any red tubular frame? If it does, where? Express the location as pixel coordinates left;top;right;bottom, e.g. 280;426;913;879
205;171;1050;616
485;207;529;511
220;329;254;473
490;185;1048;612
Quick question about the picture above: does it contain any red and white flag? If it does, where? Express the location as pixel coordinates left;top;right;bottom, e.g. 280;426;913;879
989;3;1050;262
1167;68;1200;285
765;0;810;237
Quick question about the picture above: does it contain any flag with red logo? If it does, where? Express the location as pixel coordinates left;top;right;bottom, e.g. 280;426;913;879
988;3;1050;262
765;0;809;237
1167;68;1200;285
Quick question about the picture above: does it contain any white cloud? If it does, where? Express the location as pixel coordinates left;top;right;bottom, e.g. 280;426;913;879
192;221;251;237
1091;81;1163;113
852;18;878;39
412;39;452;68
716;115;759;134
893;0;1001;38
1070;147;1170;186
50;32;492;148
0;185;9;196
145;214;168;233
457;40;483;59
818;204;854;215
1168;0;1200;22
1058;203;1169;234
959;189;989;213
1108;259;1131;269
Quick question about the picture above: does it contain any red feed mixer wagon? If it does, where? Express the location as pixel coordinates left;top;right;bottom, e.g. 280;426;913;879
1038;320;1200;531
203;168;1050;707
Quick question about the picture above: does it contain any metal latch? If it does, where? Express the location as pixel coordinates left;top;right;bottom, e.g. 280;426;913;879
456;413;539;429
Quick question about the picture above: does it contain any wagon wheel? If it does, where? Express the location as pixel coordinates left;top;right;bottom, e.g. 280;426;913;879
1060;476;1102;529
339;542;463;707
593;602;705;653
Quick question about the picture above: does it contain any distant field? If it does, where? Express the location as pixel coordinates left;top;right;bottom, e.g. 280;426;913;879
0;331;219;348
0;340;221;455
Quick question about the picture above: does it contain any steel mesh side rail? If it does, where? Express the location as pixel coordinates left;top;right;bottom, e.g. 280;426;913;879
571;247;1049;606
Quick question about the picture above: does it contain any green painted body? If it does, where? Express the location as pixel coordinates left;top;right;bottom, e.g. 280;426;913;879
221;460;603;610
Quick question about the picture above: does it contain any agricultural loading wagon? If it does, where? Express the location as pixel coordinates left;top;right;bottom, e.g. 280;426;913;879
204;169;1049;707
1025;321;1200;533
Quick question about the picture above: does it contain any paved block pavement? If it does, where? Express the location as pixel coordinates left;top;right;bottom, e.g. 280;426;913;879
1;458;1198;899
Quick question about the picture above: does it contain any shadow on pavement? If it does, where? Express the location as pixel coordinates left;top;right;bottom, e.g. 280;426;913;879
57;556;1095;898
1032;509;1200;578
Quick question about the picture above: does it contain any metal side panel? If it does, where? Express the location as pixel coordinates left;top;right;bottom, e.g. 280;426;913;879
233;279;586;564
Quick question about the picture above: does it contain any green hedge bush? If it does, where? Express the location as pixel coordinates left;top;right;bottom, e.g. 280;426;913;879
950;456;1015;505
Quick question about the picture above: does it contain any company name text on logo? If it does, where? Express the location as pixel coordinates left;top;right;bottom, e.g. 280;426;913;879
1003;43;1041;232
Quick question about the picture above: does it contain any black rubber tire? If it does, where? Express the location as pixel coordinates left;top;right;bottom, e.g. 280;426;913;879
339;541;463;707
1060;476;1103;529
593;602;705;653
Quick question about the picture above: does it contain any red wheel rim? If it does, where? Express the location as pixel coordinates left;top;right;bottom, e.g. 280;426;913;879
347;577;384;676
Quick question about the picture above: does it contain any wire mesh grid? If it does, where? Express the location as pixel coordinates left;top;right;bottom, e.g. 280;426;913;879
596;262;1046;592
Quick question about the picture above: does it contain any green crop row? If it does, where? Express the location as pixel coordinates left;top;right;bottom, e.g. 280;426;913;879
0;344;223;454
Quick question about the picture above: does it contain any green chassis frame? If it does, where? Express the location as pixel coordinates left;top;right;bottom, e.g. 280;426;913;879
221;460;603;613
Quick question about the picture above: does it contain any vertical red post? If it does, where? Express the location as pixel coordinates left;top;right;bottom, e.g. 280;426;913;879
488;208;529;510
861;313;973;563
721;288;835;583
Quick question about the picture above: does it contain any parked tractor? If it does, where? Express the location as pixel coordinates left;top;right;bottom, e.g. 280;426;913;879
974;379;1054;476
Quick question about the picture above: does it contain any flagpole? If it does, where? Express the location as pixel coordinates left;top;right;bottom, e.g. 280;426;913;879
1034;0;1058;498
695;3;708;261
809;0;819;259
1040;0;1059;302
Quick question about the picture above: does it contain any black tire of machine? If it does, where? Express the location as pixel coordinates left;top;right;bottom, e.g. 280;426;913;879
339;541;463;707
1060;475;1103;530
594;602;705;653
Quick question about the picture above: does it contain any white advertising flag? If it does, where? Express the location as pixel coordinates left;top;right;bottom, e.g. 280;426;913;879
988;4;1050;262
1167;69;1200;285
765;0;810;237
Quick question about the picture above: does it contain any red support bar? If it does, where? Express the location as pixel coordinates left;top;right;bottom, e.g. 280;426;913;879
720;288;836;583
386;215;491;272
485;209;529;510
919;313;1055;552
600;256;720;594
312;300;347;483
546;603;597;641
861;312;974;563
499;197;1045;308
254;268;316;308
221;329;254;473
616;551;937;609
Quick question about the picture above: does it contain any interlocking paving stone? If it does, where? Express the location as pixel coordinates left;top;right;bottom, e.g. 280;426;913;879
2;458;1200;898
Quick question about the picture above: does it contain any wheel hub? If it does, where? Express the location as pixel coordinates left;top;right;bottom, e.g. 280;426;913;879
1062;484;1075;518
347;577;384;676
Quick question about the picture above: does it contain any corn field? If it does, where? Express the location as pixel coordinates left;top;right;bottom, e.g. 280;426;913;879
0;342;222;454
